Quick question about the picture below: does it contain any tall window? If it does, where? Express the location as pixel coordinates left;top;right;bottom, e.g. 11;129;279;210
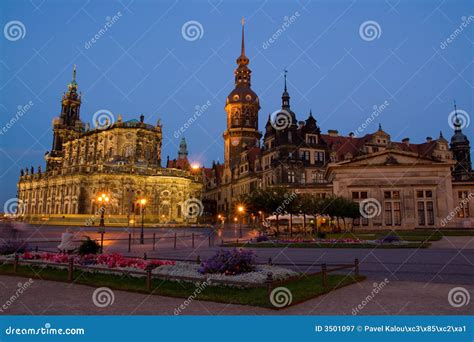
384;190;401;226
315;151;325;163
457;191;471;218
416;190;435;226
352;191;369;226
300;150;310;161
287;171;295;183
301;172;306;184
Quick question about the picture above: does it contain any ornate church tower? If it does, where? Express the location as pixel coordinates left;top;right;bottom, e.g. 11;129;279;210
223;19;261;172
46;65;84;171
450;104;472;180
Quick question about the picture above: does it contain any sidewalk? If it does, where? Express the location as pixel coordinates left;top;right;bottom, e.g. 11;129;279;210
0;275;471;315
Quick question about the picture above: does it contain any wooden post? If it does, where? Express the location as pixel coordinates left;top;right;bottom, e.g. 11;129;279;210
174;232;177;249
146;268;152;291
35;246;38;253
192;233;195;248
208;234;211;247
236;238;239;244
152;233;156;251
196;255;201;264
355;258;360;277
143;253;147;260
128;233;131;252
265;272;274;305
268;257;273;266
321;263;328;290
13;254;19;273
221;239;224;246
67;257;74;282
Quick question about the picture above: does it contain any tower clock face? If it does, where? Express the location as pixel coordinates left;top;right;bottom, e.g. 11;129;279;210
231;137;240;146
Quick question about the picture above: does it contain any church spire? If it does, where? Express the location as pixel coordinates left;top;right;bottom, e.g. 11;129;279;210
282;69;290;108
241;17;245;57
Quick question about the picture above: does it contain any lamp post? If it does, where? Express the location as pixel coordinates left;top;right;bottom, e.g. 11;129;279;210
97;193;110;253
139;198;147;245
238;205;244;238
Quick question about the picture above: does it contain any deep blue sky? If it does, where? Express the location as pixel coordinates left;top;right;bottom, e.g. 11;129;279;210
1;0;473;206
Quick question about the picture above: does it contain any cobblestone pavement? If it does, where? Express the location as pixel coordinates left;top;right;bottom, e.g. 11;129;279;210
0;275;472;315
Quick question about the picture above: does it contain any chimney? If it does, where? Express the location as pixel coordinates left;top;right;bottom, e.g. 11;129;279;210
328;129;338;137
426;136;433;142
402;137;410;145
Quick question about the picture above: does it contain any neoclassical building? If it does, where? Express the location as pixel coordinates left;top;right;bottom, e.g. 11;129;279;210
17;68;202;225
203;23;473;229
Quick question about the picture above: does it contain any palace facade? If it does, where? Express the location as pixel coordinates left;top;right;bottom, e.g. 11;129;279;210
17;68;202;225
203;23;474;230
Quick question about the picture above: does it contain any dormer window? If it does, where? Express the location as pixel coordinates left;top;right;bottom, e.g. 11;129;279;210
306;134;318;144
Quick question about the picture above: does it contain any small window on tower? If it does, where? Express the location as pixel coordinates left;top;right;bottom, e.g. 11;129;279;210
245;94;252;101
233;94;240;101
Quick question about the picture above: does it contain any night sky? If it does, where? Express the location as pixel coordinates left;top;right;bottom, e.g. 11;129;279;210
1;0;473;208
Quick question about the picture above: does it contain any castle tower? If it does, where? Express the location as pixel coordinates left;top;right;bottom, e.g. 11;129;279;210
178;137;189;159
223;19;261;172
450;104;472;180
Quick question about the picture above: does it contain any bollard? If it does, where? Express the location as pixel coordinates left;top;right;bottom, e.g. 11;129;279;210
35;246;38;253
208;234;211;247
152;233;156;251
13;254;19;273
143;253;147;260
321;264;328;290
192;233;195;248
146;268;152;291
268;257;273;266
236;238;239;244
174;232;177;249
196;255;201;264
128;233;131;253
355;258;360;277
67;257;74;282
221;239;224;246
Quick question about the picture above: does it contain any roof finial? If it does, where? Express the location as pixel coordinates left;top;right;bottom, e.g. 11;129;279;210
439;130;444;139
453;99;462;130
241;17;245;56
378;123;382;131
309;108;313;117
284;69;288;92
72;64;76;82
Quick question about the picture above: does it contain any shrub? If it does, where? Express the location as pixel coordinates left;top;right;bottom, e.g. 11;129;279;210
256;234;269;242
77;236;100;255
379;234;401;243
317;232;326;239
198;248;256;275
0;240;28;255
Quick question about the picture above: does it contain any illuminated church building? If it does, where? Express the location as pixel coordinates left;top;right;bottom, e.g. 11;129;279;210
17;67;202;225
202;22;474;229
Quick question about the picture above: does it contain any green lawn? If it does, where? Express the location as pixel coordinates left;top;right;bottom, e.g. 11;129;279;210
0;264;365;309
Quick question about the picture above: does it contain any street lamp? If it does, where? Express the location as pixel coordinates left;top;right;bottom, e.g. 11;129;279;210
139;198;147;244
237;205;244;238
97;193;110;253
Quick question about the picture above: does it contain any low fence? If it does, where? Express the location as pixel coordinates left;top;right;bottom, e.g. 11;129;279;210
4;255;360;307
